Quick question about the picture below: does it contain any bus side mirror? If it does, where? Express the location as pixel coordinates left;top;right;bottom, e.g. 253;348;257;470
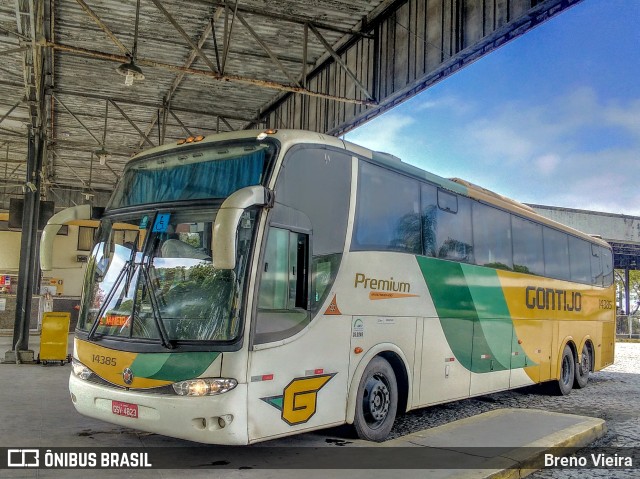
213;186;273;270
40;205;104;271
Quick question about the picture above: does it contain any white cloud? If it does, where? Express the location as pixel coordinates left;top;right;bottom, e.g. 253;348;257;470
466;119;535;163
604;99;640;137
344;112;415;155
534;154;560;176
414;95;475;115
350;85;640;216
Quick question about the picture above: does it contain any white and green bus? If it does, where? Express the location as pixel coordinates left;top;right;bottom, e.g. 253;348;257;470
41;129;615;444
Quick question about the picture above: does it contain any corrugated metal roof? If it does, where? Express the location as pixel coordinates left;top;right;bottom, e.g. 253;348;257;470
0;0;389;210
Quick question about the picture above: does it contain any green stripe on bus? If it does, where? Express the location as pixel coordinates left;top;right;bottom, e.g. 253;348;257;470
416;258;475;370
460;263;530;370
416;257;531;373
130;351;220;381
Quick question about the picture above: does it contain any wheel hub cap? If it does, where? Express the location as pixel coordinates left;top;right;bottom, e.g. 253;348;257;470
366;378;390;422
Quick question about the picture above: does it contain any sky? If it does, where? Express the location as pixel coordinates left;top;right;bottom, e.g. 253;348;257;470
345;1;640;216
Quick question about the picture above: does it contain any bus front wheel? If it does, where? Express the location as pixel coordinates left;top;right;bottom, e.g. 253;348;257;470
354;357;398;442
573;343;591;389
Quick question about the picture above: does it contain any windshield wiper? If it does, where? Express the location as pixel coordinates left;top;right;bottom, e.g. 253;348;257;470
87;265;128;341
123;240;139;293
87;243;140;341
140;260;174;349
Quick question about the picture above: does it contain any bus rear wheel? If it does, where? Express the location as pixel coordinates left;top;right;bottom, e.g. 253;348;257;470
354;357;398;442
574;343;591;389
552;345;575;396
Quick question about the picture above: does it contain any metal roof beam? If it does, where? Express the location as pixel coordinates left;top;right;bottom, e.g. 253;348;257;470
0;24;30;41
308;23;374;101
47;139;132;157
169;110;192;137
148;0;218;74
136;7;225;149
235;12;301;87
0;101;23;127
109;99;154;148
73;0;130;56
52;93;101;145
219;116;234;132
51;149;89;189
49;87;253;122
0;126;26;138
220;1;238;75
203;1;374;39
0;45;30;56
41;41;377;106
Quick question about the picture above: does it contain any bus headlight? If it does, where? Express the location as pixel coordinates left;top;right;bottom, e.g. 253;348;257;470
172;378;237;396
71;358;93;380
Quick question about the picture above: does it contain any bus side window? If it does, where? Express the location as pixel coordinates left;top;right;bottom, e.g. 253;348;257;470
256;227;310;344
311;253;341;313
435;192;473;263
601;246;613;287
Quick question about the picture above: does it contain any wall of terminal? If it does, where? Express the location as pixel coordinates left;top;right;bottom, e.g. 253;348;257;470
0;226;88;297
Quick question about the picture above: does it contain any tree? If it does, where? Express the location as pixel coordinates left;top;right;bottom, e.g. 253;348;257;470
614;269;640;315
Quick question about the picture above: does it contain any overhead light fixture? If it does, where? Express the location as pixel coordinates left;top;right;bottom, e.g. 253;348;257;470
116;59;145;86
116;0;144;86
94;147;111;165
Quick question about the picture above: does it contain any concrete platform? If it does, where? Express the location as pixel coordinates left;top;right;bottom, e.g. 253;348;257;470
0;333;606;478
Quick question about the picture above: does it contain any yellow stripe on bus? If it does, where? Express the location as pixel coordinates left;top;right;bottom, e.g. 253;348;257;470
75;339;173;389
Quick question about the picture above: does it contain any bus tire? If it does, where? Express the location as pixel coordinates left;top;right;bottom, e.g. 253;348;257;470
574;343;591;389
354;356;398;442
553;345;575;396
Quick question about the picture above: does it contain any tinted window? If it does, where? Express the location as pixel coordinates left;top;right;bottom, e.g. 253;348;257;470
421;184;438;257
277;148;351;255
275;146;352;318
472;203;512;270
353;161;421;253
590;244;603;286
543;228;570;280
512;216;544;275
109;140;276;209
436;194;473;263
569;236;591;283
601;246;614;287
438;190;458;213
256;228;309;344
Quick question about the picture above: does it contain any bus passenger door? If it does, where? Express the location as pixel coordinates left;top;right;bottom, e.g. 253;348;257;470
246;226;350;443
420;317;472;406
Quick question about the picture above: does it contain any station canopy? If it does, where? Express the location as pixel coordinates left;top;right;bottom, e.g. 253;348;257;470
0;0;580;207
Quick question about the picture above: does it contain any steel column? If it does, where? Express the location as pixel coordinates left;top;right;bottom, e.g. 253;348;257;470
11;128;43;356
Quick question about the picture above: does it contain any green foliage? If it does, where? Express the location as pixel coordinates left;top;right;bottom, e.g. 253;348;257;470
615;269;640;314
483;262;512;271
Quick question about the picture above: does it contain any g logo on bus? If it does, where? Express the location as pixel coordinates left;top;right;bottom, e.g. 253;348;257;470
261;374;336;426
122;368;134;385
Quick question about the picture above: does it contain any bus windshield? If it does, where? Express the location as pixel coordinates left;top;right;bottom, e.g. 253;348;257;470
78;208;257;344
107;139;277;210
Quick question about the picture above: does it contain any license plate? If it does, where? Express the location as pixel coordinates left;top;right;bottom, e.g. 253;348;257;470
112;400;138;418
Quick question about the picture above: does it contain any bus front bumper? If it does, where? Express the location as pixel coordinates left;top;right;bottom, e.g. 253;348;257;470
69;373;249;445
